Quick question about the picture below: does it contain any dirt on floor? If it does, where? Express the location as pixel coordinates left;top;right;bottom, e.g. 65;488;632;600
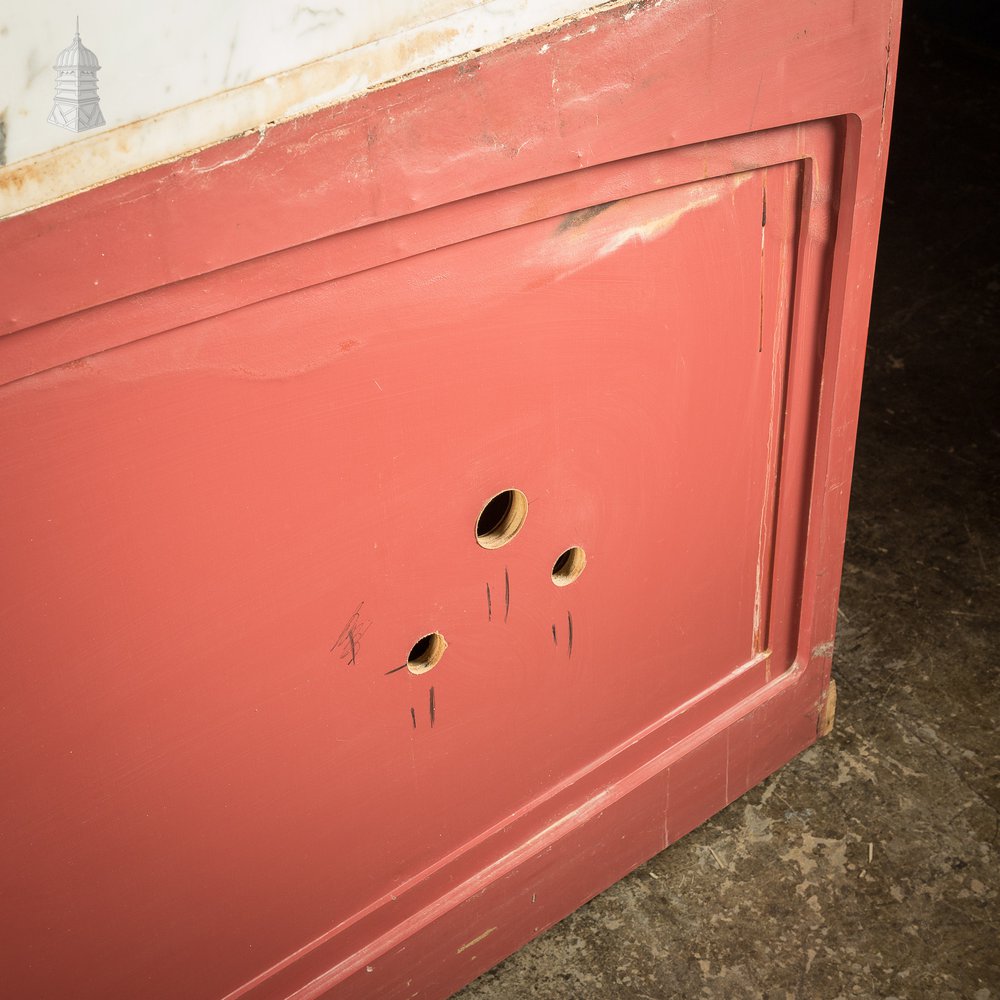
457;8;999;999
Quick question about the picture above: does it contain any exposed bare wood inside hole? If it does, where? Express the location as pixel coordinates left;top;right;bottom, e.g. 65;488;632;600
551;546;586;586
407;632;447;675
476;489;528;549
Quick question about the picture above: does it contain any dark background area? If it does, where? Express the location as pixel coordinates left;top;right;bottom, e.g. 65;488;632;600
460;3;999;997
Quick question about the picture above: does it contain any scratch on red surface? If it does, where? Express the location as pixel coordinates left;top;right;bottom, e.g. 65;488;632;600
456;927;496;955
188;125;268;175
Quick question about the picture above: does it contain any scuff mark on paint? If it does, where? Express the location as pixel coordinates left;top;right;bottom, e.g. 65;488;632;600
456;927;495;954
429;686;436;727
567;611;574;658
486;582;492;621
557;199;617;232
758;174;767;354
552;624;558;645
188;124;267;174
504;567;510;623
627;178;753;255
531;173;754;282
385;663;407;675
410;707;417;729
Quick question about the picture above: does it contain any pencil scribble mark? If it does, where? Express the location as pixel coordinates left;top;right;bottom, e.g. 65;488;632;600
552;624;558;646
410;707;417;729
504;567;510;623
385;663;407;675
567;611;574;659
487;582;492;622
429;687;436;728
331;602;370;665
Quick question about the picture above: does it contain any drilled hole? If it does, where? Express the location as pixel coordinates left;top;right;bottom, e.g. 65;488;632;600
476;489;528;549
406;632;447;675
551;546;587;586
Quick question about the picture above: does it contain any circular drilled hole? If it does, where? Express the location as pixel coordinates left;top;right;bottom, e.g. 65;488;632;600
551;546;587;586
406;632;447;675
475;489;528;549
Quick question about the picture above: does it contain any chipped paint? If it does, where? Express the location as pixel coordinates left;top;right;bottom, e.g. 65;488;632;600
817;679;837;738
812;640;836;660
0;0;635;219
188;125;267;174
456;927;497;954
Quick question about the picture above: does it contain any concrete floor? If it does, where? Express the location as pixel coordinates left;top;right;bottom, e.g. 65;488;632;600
456;9;999;999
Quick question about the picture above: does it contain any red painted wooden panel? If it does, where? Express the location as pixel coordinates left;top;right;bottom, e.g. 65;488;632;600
0;2;899;998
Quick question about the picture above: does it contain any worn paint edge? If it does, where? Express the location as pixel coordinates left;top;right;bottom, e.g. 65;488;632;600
273;658;821;1000
0;0;643;220
219;650;778;1000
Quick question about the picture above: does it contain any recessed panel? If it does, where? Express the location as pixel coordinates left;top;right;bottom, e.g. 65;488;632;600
0;146;816;997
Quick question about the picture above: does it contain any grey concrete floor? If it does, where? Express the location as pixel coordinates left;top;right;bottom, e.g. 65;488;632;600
456;9;999;999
